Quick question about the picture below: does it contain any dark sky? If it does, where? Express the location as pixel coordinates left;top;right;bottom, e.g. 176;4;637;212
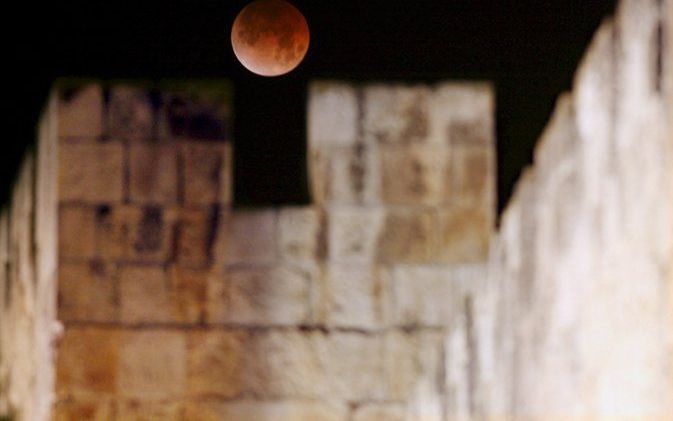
8;0;616;211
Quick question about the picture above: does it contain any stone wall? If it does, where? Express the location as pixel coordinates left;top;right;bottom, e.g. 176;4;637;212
0;89;60;419
48;80;494;420
459;0;673;418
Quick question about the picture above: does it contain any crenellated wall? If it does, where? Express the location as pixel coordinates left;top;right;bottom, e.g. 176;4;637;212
45;79;494;420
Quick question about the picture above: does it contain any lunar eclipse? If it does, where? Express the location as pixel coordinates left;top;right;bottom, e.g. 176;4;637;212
231;0;310;77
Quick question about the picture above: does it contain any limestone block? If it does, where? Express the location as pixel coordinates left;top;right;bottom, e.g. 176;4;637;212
59;142;124;203
186;330;249;398
278;207;325;262
53;398;114;421
428;83;494;146
169;266;207;324
115;400;183;421
324;332;385;400
328;207;384;263
119;265;172;324
56;327;120;396
436;206;490;263
352;404;406;421
58;261;119;323
95;205;177;263
310;145;381;205
380;144;448;205
117;330;186;400
449;143;495;208
376;208;437;264
214;209;278;266
176;208;216;268
185;400;349;421
181;141;232;205
246;330;328;399
207;265;311;325
57;83;104;139
308;81;358;147
59;205;96;259
129;143;178;204
323;263;389;329
108;85;154;142
363;85;430;145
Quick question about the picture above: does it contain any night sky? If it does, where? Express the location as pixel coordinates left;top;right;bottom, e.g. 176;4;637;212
8;0;616;212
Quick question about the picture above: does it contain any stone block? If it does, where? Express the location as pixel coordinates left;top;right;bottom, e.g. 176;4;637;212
169;266;207;324
119;265;172;324
181;141;231;205
56;327;120;396
436;206;491;263
214;210;278;266
428;83;494;145
278;207;325;262
363;85;430;145
186;330;249;398
58;261;119;323
323;263;389;329
115;400;183;420
325;332;385;400
352;404;406;421
158;87;230;141
59;205;96;259
328;207;384;263
310;145;381;205
59;142;124;203
380;144;448;205
117;330;186;400
175;208;216;268
449;143;495;207
308;81;358;147
129;143;178;204
95;205;177;263
184;400;349;421
108;85;155;142
57;83;104;139
376;208;437;264
53;398;114;421
207;265;311;325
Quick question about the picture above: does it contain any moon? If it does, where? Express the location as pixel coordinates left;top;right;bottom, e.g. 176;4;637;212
231;0;310;77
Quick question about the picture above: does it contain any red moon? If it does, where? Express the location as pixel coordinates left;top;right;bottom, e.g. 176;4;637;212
231;0;310;77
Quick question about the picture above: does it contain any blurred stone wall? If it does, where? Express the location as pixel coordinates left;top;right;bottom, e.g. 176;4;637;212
462;0;673;418
48;79;494;420
0;88;60;419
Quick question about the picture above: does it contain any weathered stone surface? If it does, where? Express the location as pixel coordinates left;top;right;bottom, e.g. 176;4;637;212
108;85;155;142
214;210;278;266
428;83;494;146
119;265;171;324
380;144;448;205
278;207;325;262
310;145;381;205
59;205;96;259
328;207;384;263
129;143;178;204
363;85;430;145
308;82;358;147
436;206;490;263
175;208;216;268
53;398;114;421
115;400;183;420
323;263;389;329
186;330;249;398
58;261;119;322
59;142;124;203
207;266;311;325
56;327;120;396
181;141;230;205
117;330;186;400
352;403;406;421
57;83;104;139
185;400;349;421
94;205;178;263
449;143;495;207
376;208;437;263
